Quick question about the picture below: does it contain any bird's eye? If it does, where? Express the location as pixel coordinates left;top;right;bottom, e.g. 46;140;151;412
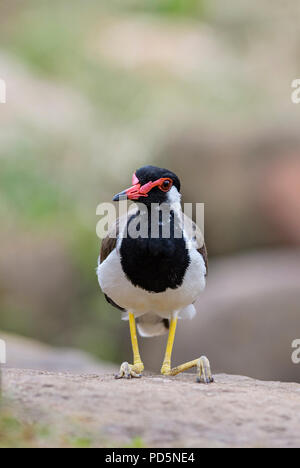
159;179;173;192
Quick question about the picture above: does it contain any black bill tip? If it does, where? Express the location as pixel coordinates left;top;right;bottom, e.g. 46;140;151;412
113;191;128;202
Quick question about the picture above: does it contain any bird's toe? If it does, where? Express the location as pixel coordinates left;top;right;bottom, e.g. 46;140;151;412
196;356;214;384
115;362;143;380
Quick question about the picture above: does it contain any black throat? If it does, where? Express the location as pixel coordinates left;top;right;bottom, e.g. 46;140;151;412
120;208;190;293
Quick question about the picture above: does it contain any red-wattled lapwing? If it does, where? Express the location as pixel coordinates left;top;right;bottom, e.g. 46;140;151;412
97;166;213;383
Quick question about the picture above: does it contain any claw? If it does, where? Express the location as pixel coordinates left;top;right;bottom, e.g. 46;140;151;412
115;362;143;380
196;356;214;384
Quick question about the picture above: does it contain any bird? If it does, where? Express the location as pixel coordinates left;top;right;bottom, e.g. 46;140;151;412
97;165;213;383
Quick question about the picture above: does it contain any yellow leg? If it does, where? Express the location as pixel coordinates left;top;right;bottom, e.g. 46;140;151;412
129;312;144;373
161;317;178;375
115;312;144;379
161;317;213;384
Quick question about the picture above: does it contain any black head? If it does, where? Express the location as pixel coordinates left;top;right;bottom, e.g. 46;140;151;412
113;165;181;206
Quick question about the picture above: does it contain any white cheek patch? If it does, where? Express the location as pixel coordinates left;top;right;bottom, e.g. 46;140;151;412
167;186;182;206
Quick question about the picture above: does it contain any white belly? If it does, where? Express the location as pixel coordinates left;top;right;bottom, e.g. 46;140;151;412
97;248;206;318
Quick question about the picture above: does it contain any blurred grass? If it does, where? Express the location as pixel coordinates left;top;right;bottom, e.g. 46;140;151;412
124;436;146;448
0;402;88;448
0;0;251;120
0;154;63;221
0;402;49;448
124;0;206;17
0;397;147;448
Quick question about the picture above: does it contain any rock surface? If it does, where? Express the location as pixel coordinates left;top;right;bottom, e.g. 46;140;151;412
1;368;300;448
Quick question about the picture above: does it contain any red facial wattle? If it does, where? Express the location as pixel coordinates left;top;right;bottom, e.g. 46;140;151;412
125;175;173;200
132;173;140;185
125;184;143;200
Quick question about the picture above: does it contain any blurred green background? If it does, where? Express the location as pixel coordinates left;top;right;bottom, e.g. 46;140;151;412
0;0;300;381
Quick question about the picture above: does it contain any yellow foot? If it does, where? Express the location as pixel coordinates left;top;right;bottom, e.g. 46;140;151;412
160;363;171;375
160;356;214;384
196;356;214;384
115;362;144;380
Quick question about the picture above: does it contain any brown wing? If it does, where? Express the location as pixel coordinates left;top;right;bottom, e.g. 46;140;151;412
99;217;124;311
100;234;118;264
99;205;139;264
100;213;129;264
